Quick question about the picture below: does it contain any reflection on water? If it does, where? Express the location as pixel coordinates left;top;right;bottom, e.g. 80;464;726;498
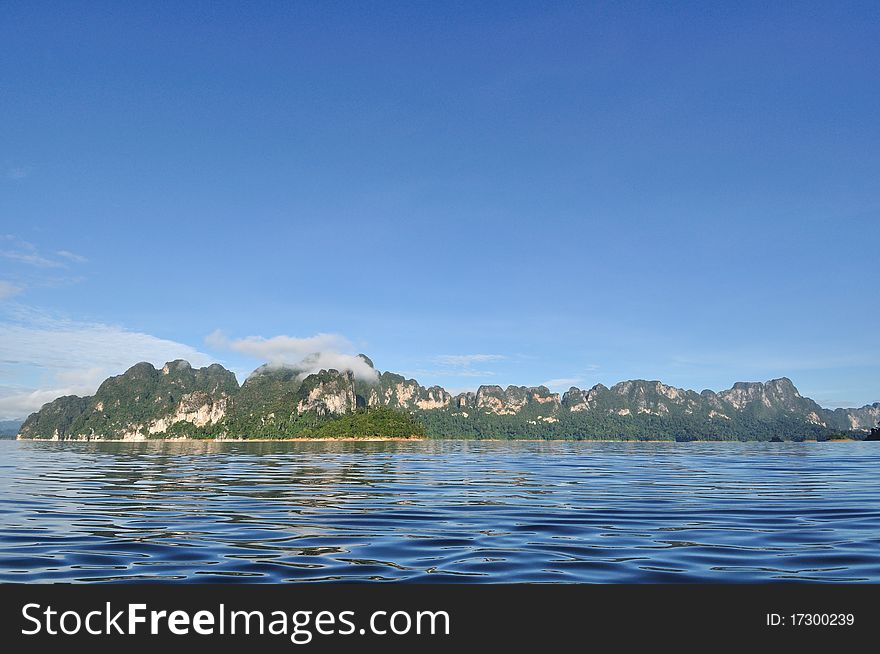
1;440;879;582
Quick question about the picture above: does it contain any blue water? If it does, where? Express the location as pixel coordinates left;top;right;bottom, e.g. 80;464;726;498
1;440;879;582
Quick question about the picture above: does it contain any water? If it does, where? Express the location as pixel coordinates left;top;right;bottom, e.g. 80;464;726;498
1;439;879;583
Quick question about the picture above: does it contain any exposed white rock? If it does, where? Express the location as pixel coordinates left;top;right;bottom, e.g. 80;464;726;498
296;371;356;416
146;393;229;434
416;387;451;410
656;382;683;401
395;382;416;406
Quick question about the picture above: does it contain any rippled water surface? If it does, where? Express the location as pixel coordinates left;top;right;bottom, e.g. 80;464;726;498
1;440;879;582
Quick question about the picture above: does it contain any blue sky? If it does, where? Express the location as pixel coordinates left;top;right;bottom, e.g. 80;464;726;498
2;1;879;418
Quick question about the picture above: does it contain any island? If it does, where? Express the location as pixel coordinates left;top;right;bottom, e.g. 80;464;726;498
15;355;880;442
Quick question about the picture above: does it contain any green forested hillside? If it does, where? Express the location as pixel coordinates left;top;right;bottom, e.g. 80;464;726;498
15;357;880;441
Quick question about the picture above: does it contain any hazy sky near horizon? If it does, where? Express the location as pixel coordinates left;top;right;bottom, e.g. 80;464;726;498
2;1;879;418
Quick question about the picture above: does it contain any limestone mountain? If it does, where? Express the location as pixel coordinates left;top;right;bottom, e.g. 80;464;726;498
824;403;880;432
361;371;453;411
16;356;880;441
220;363;361;437
17;360;239;440
16;396;89;440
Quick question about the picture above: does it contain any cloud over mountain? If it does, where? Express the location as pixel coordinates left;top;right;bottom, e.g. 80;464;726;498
205;330;379;382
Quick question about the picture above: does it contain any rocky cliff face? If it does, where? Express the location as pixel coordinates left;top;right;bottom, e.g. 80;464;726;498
296;369;357;416
606;380;704;417
363;372;453;411
562;384;608;412
16;356;880;440
825;403;880;431
472;385;560;415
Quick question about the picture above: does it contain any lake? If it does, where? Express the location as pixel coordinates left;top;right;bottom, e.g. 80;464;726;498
1;440;879;582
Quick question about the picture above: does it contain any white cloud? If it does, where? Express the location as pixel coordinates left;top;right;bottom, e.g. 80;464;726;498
1;317;214;372
541;365;600;389
433;354;507;366
408;368;498;378
0;236;88;269
408;353;508;384
0;281;23;300
0;249;63;268
206;329;379;382
56;250;88;264
206;330;346;360
0;309;215;418
0;388;78;420
541;377;585;389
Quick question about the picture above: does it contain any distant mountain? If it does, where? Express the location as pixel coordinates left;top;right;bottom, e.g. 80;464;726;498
0;419;23;439
15;356;880;441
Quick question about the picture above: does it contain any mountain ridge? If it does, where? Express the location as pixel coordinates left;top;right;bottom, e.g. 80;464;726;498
16;357;880;441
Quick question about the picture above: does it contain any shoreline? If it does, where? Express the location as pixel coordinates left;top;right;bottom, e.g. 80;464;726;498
11;436;865;443
14;436;427;443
